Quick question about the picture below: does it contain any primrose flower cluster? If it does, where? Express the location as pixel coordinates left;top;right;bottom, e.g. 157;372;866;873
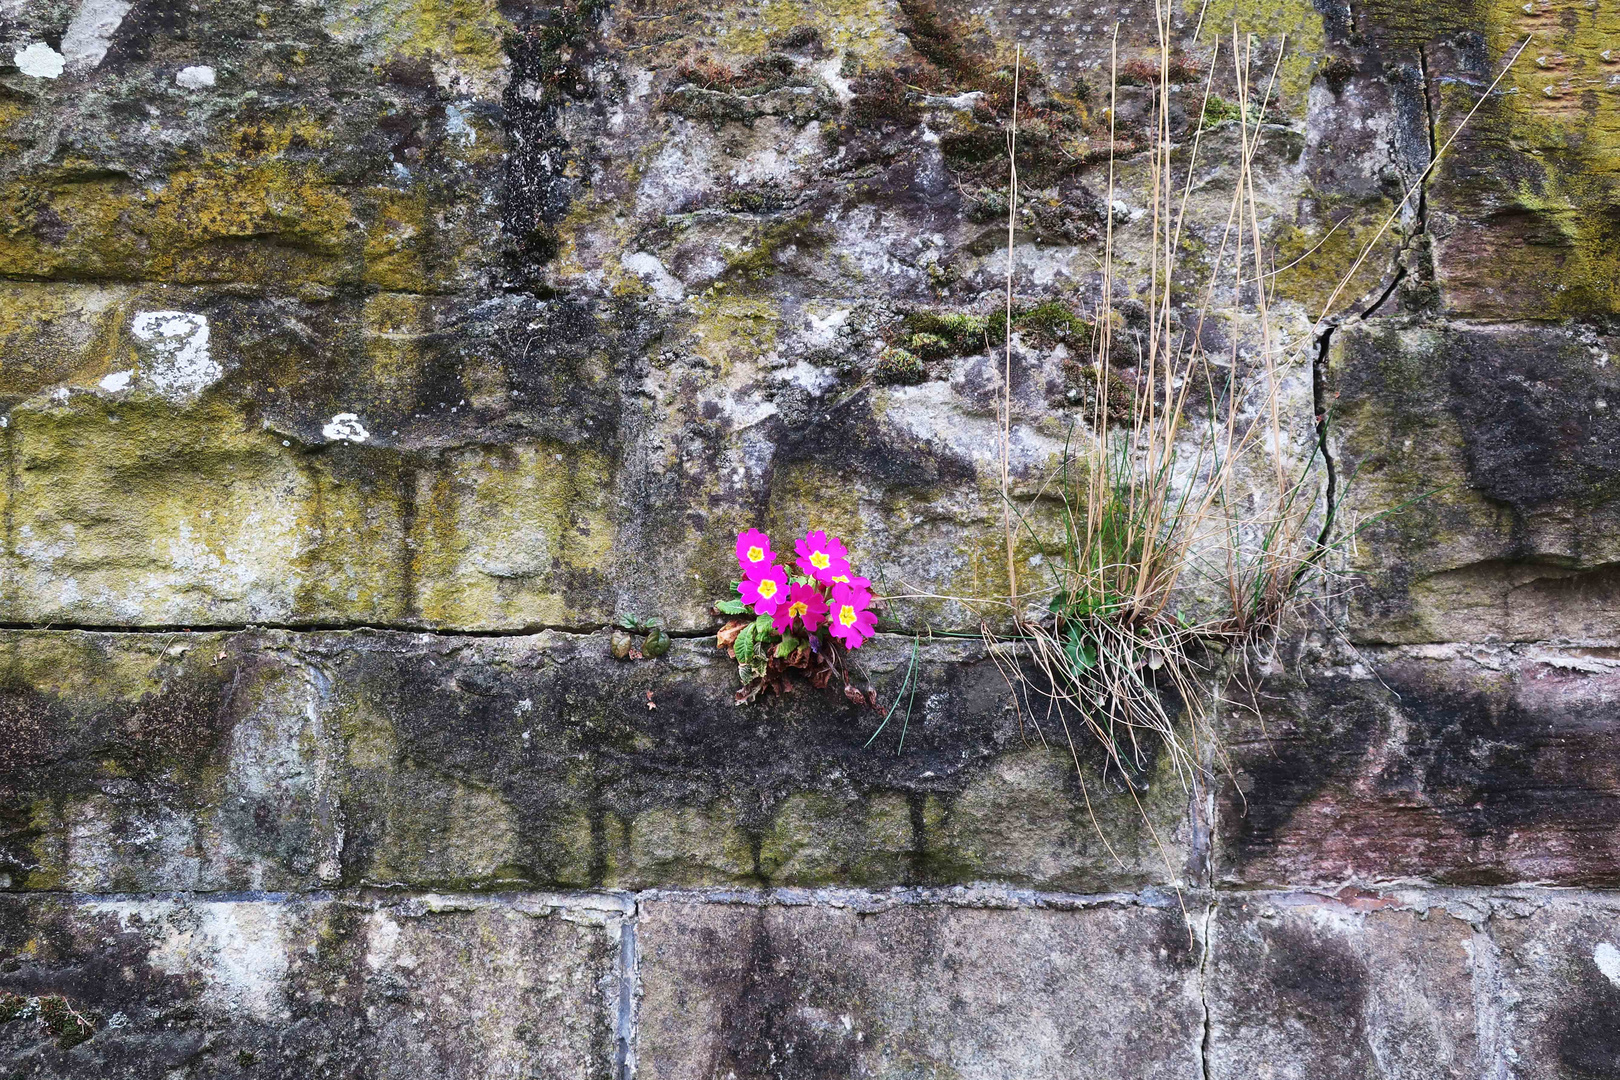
735;528;878;648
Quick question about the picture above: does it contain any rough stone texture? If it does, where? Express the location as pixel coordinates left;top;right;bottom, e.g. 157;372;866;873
1206;896;1482;1079
635;894;1205;1080
0;630;1191;895
1332;323;1620;646
1216;643;1620;887
0;890;626;1078
1490;892;1620;1078
1;0;1619;1072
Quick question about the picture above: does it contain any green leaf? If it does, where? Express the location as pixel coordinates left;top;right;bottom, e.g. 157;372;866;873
752;613;774;635
734;623;759;667
715;598;749;615
775;634;804;658
1063;627;1096;672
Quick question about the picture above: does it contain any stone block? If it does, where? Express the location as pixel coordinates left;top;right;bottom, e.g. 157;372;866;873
0;890;625;1078
1217;645;1620;887
1207;894;1482;1079
1490;892;1620;1077
0;630;1194;894
634;896;1205;1079
1331;322;1620;644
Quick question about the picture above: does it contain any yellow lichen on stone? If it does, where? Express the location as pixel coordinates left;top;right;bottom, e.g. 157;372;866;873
1268;197;1402;313
361;189;432;292
0;284;130;397
1475;0;1620;314
410;443;619;628
2;397;408;625
1186;0;1327;117
359;292;435;411
616;805;756;885
686;293;780;365
0;160;353;285
718;0;901;60
324;0;510;99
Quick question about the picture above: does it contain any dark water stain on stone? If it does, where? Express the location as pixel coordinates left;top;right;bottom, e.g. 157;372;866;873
714;910;862;1080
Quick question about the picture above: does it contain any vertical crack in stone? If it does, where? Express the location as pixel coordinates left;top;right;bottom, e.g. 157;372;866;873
1416;44;1438;236
1309;324;1340;558
614;903;640;1080
1197;900;1217;1080
1470;913;1513;1080
1360;49;1434;321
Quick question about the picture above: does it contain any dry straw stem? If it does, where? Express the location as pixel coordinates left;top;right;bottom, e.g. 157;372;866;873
974;13;1532;877
1001;46;1021;609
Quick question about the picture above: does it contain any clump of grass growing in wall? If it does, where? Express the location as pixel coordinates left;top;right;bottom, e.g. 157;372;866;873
973;10;1533;856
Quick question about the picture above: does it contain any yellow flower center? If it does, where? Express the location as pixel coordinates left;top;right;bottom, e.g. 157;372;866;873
746;545;765;563
810;551;830;569
789;601;807;618
839;605;857;627
831;574;849;583
758;578;778;599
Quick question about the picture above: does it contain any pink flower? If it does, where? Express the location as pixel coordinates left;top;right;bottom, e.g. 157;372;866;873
736;529;777;578
795;529;850;583
826;571;870;592
739;564;789;615
828;583;877;648
773;582;828;635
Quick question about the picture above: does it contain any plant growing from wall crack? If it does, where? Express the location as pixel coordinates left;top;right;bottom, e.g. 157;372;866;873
715;528;879;706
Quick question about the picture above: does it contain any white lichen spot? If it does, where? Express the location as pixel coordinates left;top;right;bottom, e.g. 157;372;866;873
1595;942;1620;988
99;369;133;392
781;359;836;395
364;910;417;971
89;900;289;1022
444;102;476;145
621;251;686;301
130;310;220;398
175;64;216;89
627;68;654;103
816;57;854;104
61;0;132;72
322;413;370;443
13;42;65;78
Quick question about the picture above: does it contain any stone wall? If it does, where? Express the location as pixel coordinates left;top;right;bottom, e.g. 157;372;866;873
0;0;1617;1075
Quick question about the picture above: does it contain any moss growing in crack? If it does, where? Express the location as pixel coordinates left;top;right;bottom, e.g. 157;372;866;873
722;214;827;284
901;311;992;354
1200;95;1253;129
874;346;926;385
0;992;24;1024
674;52;802;94
835;0;1110;184
1017;300;1090;345
721;180;790;215
38;996;96;1049
979;301;1096;350
905;331;951;360
1116;53;1201;87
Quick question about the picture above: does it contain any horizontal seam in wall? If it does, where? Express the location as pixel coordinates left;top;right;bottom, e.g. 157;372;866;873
8;884;1620;910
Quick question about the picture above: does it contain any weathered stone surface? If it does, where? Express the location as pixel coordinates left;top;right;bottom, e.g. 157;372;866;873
3;0;1620;1070
634;894;1204;1079
0;630;1192;894
1331;322;1620;644
0;890;625;1078
1217;643;1620;887
1490;892;1620;1077
0;0;1380;634
1206;895;1482;1079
